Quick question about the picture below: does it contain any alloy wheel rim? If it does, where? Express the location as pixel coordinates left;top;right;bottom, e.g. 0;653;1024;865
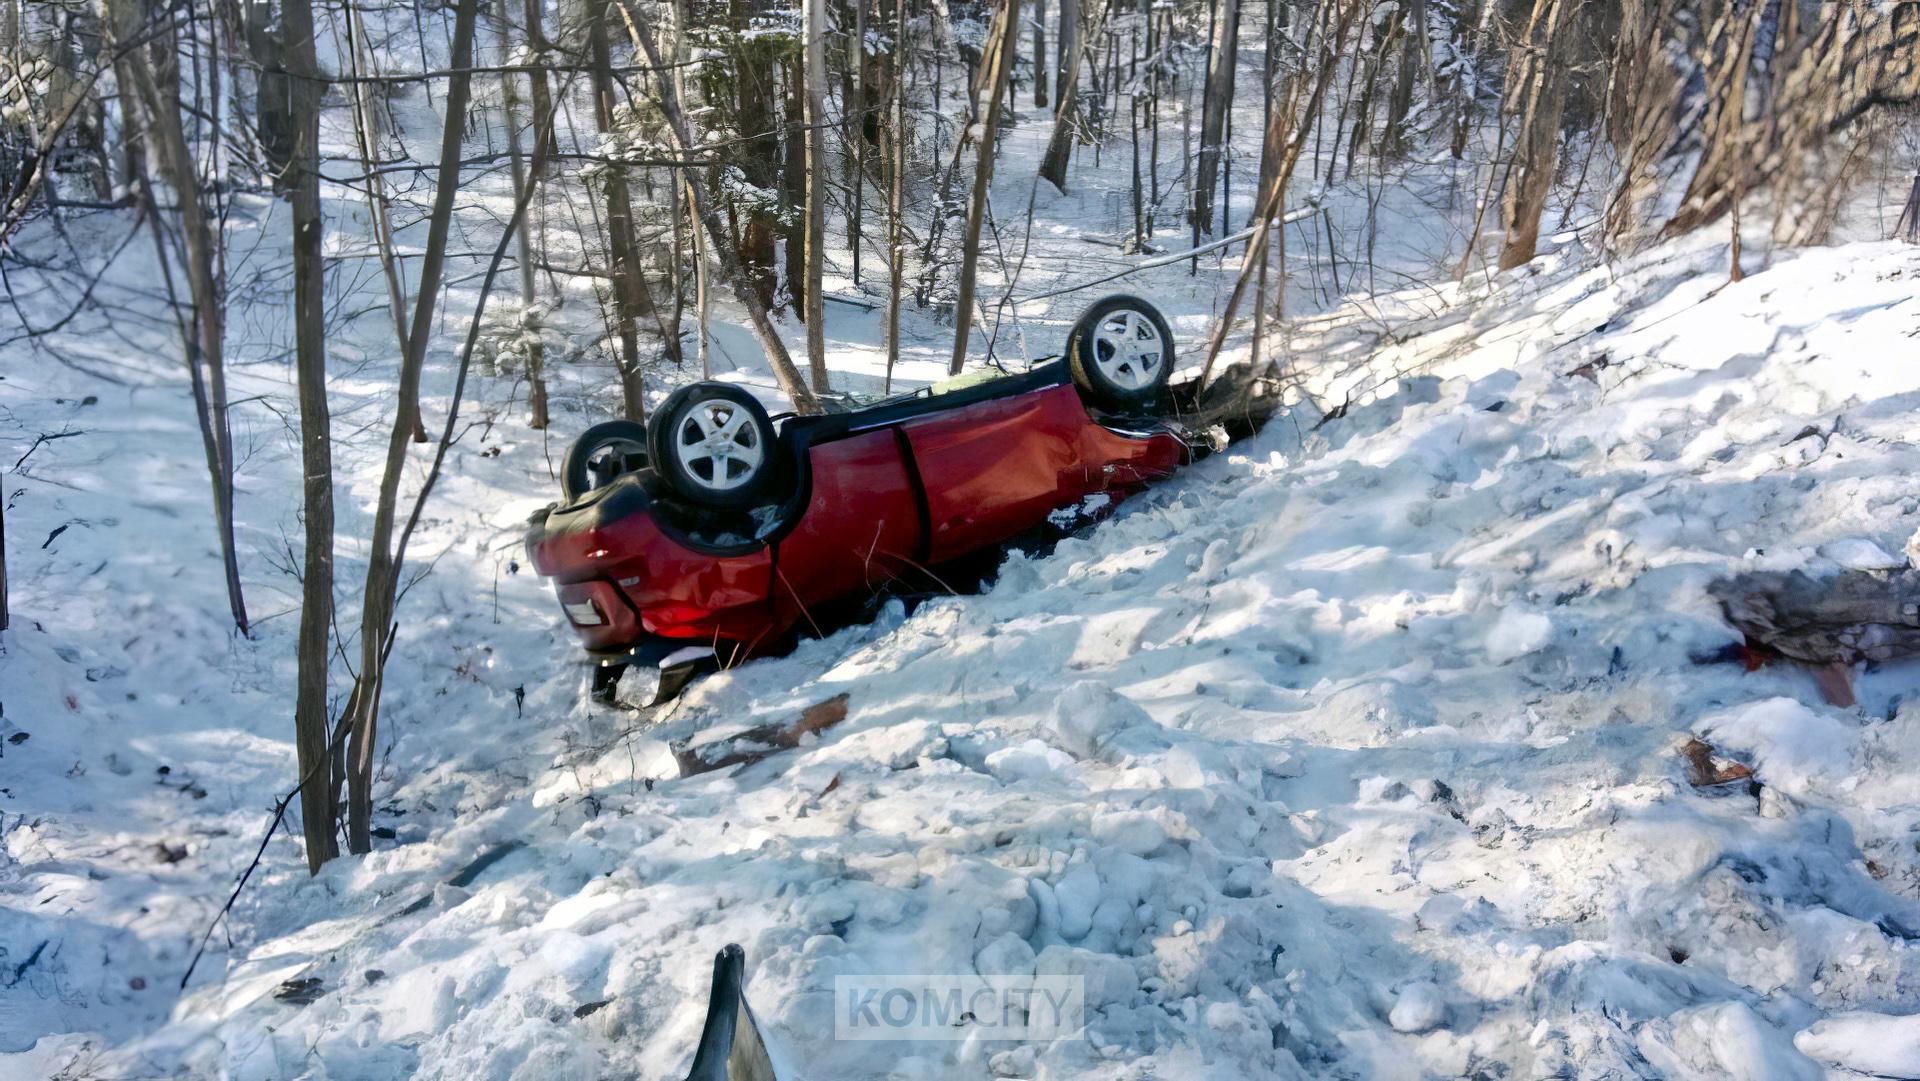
673;399;764;490
1091;310;1163;391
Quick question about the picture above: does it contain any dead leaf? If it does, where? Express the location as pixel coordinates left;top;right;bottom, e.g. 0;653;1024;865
1681;739;1755;788
1564;354;1612;383
1810;661;1856;707
273;976;324;1005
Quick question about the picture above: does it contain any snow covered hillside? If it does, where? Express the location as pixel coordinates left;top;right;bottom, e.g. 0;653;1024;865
8;227;1920;1079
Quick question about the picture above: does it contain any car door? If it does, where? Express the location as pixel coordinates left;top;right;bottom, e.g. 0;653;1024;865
774;429;923;611
902;384;1089;564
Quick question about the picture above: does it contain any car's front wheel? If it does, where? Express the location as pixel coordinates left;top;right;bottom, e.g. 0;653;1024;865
649;382;779;510
1068;295;1177;413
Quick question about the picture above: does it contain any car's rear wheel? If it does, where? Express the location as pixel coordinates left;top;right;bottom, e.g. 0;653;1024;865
562;420;650;503
650;382;779;510
1068;295;1176;412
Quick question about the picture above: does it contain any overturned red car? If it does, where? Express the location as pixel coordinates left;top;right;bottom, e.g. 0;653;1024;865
527;295;1248;705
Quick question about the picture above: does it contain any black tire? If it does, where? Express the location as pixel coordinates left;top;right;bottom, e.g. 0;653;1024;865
562;419;650;503
1067;294;1176;412
649;382;779;510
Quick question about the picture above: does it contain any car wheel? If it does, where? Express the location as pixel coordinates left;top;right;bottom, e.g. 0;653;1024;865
1068;295;1176;412
649;382;778;510
562;419;650;503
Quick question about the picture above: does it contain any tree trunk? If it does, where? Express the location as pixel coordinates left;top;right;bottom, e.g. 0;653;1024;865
1055;0;1076;107
344;1;422;441
885;0;907;393
625;2;823;411
1605;0;1920;250
501;30;547;429
948;0;1023;375
1038;0;1085;191
282;0;338;874
1193;0;1240;234
1130;88;1144;248
1382;0;1426;154
1896;173;1920;243
784;58;809;313
1252;0;1282;359
1;471;8;633
1034;0;1050;108
104;0;249;638
689;176;713;377
590;0;652;419
244;1;293;192
1496;0;1571;272
1451;0;1494;160
1199;0;1359;384
344;0;481;856
525;0;555;167
804;0;831;393
731;0;781;308
847;0;867;286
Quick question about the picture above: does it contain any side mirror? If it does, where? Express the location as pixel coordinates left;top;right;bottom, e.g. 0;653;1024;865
683;944;781;1081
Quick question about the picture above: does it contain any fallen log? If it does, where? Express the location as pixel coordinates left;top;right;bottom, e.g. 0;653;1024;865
673;694;852;777
1710;569;1920;666
1709;568;1920;707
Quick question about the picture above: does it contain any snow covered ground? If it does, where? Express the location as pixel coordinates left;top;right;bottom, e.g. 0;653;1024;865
8;202;1920;1079
7;10;1920;1072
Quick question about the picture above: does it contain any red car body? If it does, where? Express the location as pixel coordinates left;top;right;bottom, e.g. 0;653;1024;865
527;361;1196;682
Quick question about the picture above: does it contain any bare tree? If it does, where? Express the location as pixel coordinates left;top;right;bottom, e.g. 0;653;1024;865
623;1;822;411
1;476;8;633
1034;0;1049;109
1607;0;1920;249
501;48;549;429
885;0;907;393
1192;0;1240;234
344;0;482;854
1897;172;1920;243
804;0;830;393
1382;0;1428;154
1199;0;1361;384
1496;0;1573;271
282;0;337;873
341;1;427;443
1039;0;1088;190
727;0;783;309
948;0;1023;375
102;0;249;638
846;0;868;286
590;0;658;419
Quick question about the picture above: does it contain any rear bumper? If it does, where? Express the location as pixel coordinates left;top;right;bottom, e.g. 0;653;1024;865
588;635;721;706
588;633;717;670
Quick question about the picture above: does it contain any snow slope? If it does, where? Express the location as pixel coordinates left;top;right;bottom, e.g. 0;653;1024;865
9;212;1920;1079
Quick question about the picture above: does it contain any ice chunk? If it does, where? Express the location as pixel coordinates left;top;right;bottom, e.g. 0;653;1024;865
1487;608;1554;663
1047;681;1153;758
1053;863;1103;941
985;739;1075;781
1819;537;1903;570
1795;1011;1920;1079
974;932;1038;977
1034;944;1138;1008
1388;981;1446;1033
1091;811;1166;857
1695;697;1857;801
